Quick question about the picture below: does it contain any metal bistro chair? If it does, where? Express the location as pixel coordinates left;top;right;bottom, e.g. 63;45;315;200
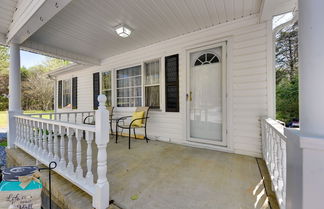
83;107;114;133
116;107;150;149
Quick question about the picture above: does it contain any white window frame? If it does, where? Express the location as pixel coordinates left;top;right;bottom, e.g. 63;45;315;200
115;65;142;107
143;58;162;110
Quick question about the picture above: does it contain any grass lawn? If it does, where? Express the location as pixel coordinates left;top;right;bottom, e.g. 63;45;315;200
0;110;54;129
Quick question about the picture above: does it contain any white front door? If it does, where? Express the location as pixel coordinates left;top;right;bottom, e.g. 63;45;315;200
188;43;227;146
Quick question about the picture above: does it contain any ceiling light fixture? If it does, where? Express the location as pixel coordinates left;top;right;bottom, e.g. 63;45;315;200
115;24;132;38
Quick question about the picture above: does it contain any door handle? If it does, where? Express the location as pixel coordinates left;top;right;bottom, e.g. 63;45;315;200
190;91;192;101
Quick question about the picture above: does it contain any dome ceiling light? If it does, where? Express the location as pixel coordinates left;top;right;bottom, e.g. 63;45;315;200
115;24;132;38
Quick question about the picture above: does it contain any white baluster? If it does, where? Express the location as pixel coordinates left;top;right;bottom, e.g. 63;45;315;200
38;122;43;157
27;120;32;150
59;126;66;167
33;121;38;154
42;122;48;159
47;123;53;159
282;140;287;209
23;119;27;147
85;131;94;185
67;113;70;122
75;129;83;179
15;118;20;146
53;125;60;163
67;128;75;174
93;95;110;209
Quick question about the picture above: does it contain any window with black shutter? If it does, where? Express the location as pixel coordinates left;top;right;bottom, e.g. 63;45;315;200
72;77;78;109
93;72;100;109
58;80;62;109
165;54;179;112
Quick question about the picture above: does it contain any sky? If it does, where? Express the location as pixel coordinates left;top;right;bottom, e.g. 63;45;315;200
20;50;47;68
273;12;293;29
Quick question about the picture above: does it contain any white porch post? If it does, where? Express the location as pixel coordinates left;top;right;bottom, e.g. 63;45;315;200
7;43;22;148
298;0;324;209
93;94;110;209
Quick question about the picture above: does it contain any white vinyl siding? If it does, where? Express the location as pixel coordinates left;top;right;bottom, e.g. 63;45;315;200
55;16;272;158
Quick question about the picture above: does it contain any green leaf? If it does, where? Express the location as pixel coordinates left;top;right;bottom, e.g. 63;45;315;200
130;194;139;200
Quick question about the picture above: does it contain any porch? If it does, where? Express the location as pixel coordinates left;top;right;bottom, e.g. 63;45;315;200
8;135;277;209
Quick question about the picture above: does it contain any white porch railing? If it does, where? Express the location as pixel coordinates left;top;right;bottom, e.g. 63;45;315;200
12;96;109;209
24;111;95;124
261;117;287;209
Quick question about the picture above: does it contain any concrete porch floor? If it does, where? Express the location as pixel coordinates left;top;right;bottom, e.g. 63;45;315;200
7;136;278;209
106;137;276;209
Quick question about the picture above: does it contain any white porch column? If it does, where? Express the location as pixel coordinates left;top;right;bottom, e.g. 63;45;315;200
7;43;22;148
298;0;324;209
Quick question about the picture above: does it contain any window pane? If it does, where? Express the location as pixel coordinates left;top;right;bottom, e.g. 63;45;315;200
145;60;159;85
102;71;111;90
117;65;142;107
103;90;112;106
102;72;112;106
63;80;71;108
145;86;160;109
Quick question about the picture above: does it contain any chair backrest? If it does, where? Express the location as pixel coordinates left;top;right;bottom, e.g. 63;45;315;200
107;106;114;119
135;106;150;125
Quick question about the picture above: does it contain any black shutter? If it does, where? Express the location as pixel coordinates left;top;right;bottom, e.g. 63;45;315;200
58;80;62;109
72;77;78;109
165;54;179;112
93;72;100;110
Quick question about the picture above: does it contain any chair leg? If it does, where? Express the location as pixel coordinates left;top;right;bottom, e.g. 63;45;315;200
110;121;113;135
115;125;118;143
128;128;131;149
133;128;137;139
145;127;149;143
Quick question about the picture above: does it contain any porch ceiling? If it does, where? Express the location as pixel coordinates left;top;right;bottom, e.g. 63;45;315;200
0;0;18;41
27;0;263;62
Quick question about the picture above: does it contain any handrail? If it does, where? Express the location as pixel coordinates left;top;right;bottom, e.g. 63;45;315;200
12;96;109;209
261;117;287;209
15;115;96;132
23;111;95;124
24;111;95;116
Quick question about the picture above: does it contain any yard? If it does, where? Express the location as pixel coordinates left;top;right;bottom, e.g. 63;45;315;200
0;110;53;129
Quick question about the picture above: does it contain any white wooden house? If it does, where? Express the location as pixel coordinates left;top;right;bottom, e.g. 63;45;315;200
2;0;324;209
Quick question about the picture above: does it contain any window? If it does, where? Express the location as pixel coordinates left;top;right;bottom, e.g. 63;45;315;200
116;65;142;107
101;71;112;106
62;79;72;108
194;53;219;66
144;60;160;109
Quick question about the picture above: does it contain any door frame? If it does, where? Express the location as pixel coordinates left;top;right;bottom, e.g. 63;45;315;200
185;41;228;147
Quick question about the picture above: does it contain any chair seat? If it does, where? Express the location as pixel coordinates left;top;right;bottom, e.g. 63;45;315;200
118;124;145;129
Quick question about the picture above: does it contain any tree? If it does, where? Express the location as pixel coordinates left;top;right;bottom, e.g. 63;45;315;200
0;45;9;74
0;49;70;110
0;46;9;110
22;68;54;110
276;74;299;124
275;22;298;84
275;22;299;124
42;57;70;71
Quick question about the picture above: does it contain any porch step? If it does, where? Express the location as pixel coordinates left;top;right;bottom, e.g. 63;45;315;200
6;148;120;209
